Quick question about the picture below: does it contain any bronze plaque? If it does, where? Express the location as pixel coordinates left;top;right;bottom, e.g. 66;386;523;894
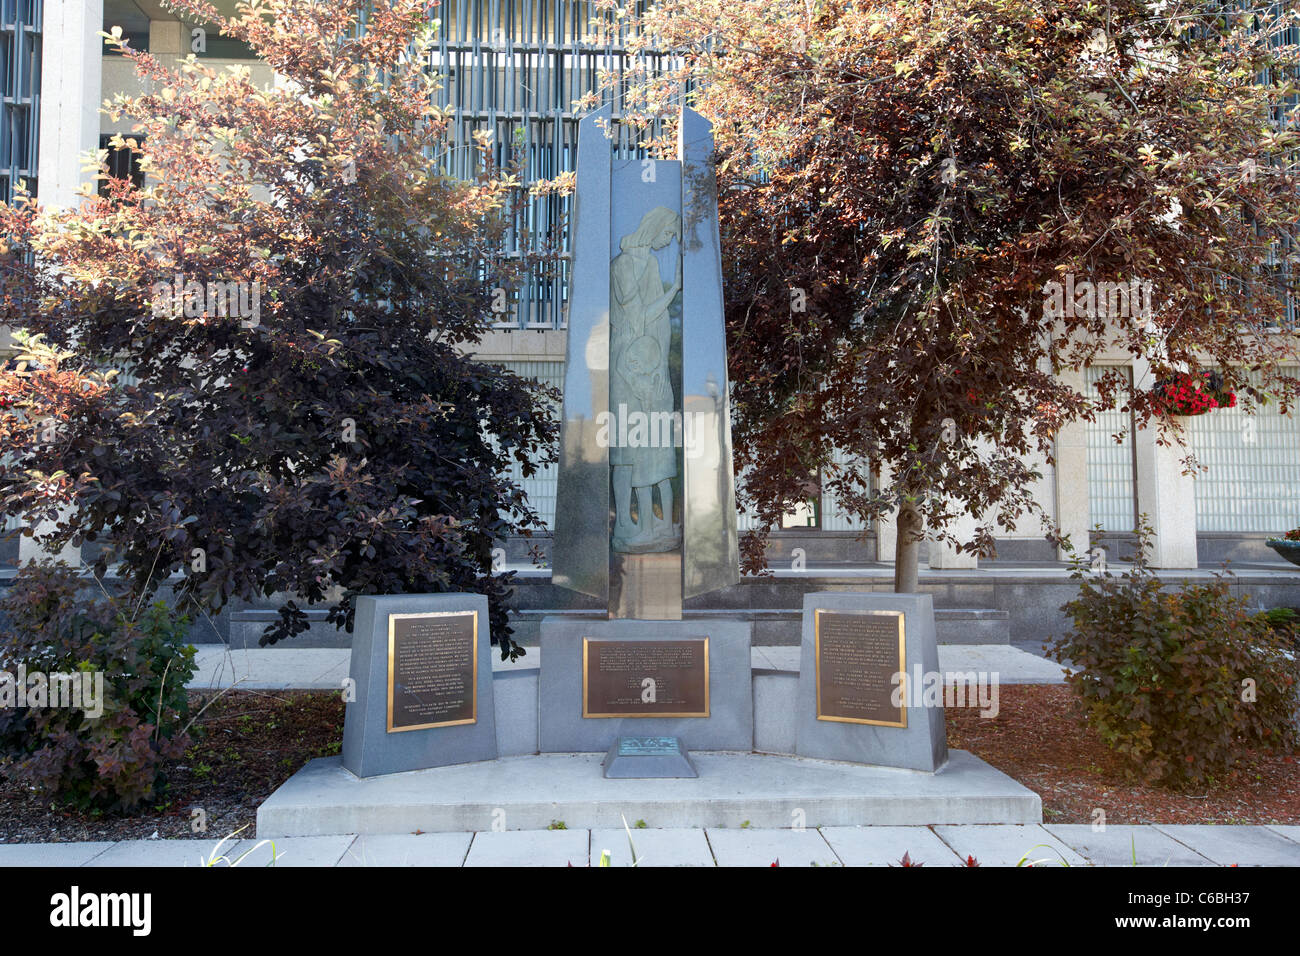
815;610;906;727
386;610;478;733
583;638;709;718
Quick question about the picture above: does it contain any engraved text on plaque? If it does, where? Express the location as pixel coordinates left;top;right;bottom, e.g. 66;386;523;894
387;611;478;732
583;638;709;718
814;610;906;727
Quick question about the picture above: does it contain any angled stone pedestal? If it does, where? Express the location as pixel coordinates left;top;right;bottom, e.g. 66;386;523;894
602;736;697;778
341;593;497;778
538;617;752;753
795;592;947;772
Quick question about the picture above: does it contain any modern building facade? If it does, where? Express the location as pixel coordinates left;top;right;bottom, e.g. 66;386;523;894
3;0;1299;578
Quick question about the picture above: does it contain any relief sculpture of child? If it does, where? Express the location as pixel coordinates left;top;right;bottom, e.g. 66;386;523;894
609;205;682;553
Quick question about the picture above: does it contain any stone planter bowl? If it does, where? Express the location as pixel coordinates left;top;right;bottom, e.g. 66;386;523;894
1266;539;1300;568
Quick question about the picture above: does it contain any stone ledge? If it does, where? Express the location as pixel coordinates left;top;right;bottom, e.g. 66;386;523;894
256;750;1041;837
505;607;1011;646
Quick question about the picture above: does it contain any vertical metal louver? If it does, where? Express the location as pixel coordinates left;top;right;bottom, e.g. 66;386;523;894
426;0;666;331
1086;365;1139;534
0;0;41;203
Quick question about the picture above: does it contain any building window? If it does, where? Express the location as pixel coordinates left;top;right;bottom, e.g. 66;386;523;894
98;134;145;195
0;0;41;203
1086;365;1138;534
1189;367;1300;533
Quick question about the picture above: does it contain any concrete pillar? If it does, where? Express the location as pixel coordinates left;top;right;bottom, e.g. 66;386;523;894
149;18;186;56
875;460;897;563
928;508;979;570
37;0;104;209
17;518;82;566
1054;366;1090;561
1133;359;1199;568
21;1;102;565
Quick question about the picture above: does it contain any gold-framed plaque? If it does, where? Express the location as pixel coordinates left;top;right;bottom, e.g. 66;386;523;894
582;638;710;718
815;609;906;728
386;610;478;733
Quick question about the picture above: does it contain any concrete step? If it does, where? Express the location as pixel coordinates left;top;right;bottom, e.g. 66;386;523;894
256;750;1041;837
228;608;347;648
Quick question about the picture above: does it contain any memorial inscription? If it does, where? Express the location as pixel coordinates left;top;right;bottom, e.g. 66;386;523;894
815;609;906;728
617;736;682;756
583;638;709;718
386;611;478;733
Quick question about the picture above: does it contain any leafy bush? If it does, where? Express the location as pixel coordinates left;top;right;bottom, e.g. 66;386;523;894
0;1;557;659
1049;524;1299;789
0;562;197;811
1256;607;1299;652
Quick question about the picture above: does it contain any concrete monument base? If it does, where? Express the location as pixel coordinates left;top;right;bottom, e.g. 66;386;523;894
538;617;752;753
257;750;1041;837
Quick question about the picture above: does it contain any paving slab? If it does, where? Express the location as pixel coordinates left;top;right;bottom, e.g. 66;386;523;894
820;825;963;867
0;842;115;867
83;839;238;867
938;645;1068;684
1045;825;1213;867
589;827;714;867
933;824;1087;867
339;833;472;867
463;829;589;867
189;647;351;691
705;828;840;867
258;750;1040;836
1154;825;1300;867
1266;825;1300;846
225;835;356;867
0;824;1289;867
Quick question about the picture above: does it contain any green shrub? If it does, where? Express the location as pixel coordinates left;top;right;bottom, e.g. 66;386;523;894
1256;607;1299;650
1049;524;1299;789
0;562;197;811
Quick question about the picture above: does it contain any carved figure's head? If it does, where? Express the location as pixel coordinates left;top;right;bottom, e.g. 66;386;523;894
621;205;681;253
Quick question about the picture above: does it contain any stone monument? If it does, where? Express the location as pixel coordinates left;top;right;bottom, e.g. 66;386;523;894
552;104;739;617
543;106;750;769
341;593;497;777
794;592;948;772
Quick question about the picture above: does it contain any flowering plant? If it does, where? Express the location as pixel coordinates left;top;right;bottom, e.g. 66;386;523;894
1152;370;1236;416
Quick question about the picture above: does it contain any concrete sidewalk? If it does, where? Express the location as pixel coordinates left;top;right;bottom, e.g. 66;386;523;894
2;823;1297;867
187;643;1068;691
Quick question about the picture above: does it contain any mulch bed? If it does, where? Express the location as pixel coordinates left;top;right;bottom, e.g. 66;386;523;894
0;684;1295;842
946;683;1300;825
0;690;345;844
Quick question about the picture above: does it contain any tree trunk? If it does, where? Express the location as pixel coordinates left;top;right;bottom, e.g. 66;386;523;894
893;497;921;593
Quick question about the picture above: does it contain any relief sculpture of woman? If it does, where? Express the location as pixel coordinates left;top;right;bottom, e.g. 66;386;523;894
609;205;682;553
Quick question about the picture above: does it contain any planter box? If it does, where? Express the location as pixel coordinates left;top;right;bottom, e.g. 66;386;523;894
1266;539;1300;568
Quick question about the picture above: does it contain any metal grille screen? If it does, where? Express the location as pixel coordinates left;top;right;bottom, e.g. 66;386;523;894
500;359;563;529
822;446;868;531
1188;367;1300;533
428;0;665;331
1086;365;1137;533
1;0;41;203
